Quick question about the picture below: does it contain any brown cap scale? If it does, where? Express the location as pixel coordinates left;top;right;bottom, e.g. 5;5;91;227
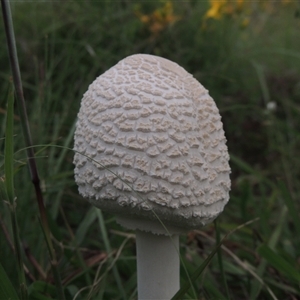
73;54;231;299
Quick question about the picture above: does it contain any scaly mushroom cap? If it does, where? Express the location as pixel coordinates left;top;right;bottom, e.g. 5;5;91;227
74;54;231;234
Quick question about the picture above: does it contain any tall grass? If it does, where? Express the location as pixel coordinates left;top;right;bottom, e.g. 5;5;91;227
0;0;300;299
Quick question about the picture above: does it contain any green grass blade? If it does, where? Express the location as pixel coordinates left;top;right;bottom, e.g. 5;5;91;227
95;209;127;300
257;245;300;283
1;1;66;297
250;205;288;299
279;182;300;238
251;60;270;103
4;87;14;203
28;281;57;300
229;154;274;188
215;220;230;299
0;262;19;300
75;207;97;246
172;237;224;300
4;86;27;300
53;120;76;175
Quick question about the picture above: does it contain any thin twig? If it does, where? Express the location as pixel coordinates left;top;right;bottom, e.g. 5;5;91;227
23;242;47;280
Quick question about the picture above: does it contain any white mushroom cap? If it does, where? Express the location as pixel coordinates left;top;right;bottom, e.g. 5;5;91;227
73;54;231;234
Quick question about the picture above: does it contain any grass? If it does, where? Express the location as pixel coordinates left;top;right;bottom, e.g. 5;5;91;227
1;0;300;299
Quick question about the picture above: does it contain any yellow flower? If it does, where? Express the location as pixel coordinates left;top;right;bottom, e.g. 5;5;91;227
204;0;227;20
236;0;244;12
135;1;181;38
139;15;150;24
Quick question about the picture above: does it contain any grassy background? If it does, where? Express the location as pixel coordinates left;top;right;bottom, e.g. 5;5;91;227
1;0;300;299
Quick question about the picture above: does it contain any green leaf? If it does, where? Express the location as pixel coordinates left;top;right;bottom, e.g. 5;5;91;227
0;262;19;300
258;244;300;283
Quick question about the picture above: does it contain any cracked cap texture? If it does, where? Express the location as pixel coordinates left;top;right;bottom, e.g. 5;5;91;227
73;54;231;233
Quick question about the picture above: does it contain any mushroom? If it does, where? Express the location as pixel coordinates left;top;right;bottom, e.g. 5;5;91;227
73;54;231;299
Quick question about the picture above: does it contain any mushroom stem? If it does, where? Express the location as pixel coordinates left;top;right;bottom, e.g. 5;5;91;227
136;230;180;300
